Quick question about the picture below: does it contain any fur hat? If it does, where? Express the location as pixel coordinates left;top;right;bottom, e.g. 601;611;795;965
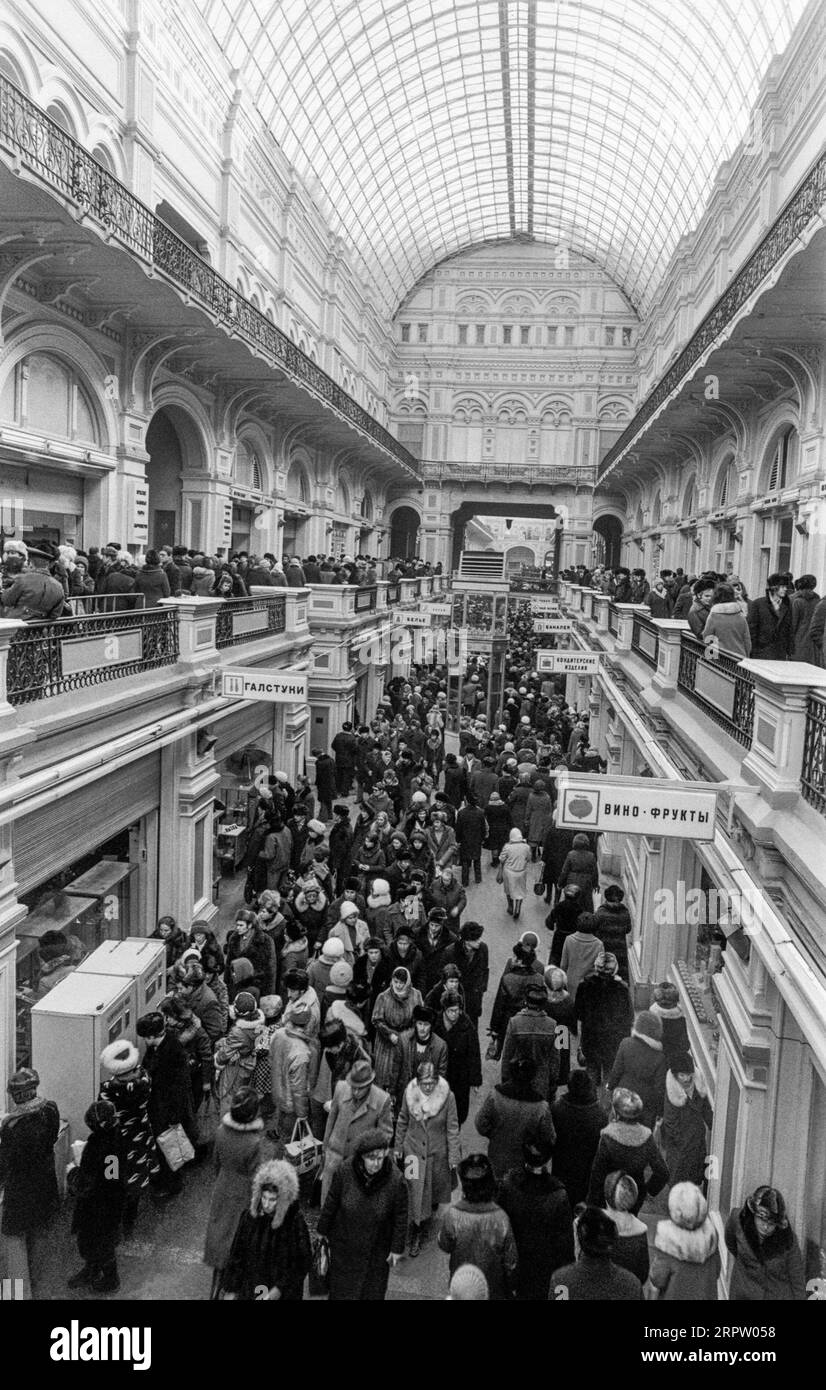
354;1130;390;1156
233;991;259;1018
250;1159;299;1228
100;1041;140;1075
653;980;680;1008
413;1004;436;1025
669;1053;695;1077
595;952;619;976
259;995;283;1022
321;938;346;963
339;900;360;919
460;920;484;941
307;819;326;835
668;1182;709;1231
136;1011;165;1039
576;1206;617;1256
612;1087;643;1121
526;981;548;1005
604;1171;639;1213
287;1005;312;1031
447;1265;489;1301
633;1009;663;1042
229;1086;260;1125
283;967;309;991
328;960;353;989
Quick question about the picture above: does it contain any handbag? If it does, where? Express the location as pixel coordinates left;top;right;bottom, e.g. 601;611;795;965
284;1118;323;1175
156;1123;196;1172
308;1236;330;1297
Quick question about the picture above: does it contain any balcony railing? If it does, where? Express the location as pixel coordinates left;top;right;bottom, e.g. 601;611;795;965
599;147;826;481
801;693;826;817
420;460;596;486
214;595;286;648
7;608;179;705
677;632;755;748
631;611;660;669
607;603;619;636
0;74;417;477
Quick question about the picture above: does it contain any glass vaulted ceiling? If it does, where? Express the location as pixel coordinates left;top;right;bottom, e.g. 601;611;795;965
200;0;808;315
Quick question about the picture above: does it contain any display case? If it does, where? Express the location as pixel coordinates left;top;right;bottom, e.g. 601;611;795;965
216;820;248;872
63;859;139;938
31;970;136;1137
15;893;98;1070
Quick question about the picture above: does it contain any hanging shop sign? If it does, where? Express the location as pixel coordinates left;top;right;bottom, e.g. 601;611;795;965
555;773;718;841
392;611;431;628
222;668;308;703
424;603;453;619
529;597;560;614
536;650;602;674
127;479;149;546
534;617;574;633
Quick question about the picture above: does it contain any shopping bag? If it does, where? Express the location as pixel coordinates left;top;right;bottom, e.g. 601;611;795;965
284;1118;323;1175
156;1123;196;1171
308;1236;330;1297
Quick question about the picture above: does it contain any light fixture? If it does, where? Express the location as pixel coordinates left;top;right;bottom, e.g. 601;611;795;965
692;534;702;548
794;520;809;536
197;728;217;757
732;530;743;544
505;518;513;531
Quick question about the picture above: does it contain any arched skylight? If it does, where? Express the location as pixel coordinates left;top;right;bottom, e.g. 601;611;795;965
201;0;807;314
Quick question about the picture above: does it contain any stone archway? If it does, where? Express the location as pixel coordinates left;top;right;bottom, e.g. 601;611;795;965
450;500;561;572
593;514;623;568
145;404;208;550
389;505;420;560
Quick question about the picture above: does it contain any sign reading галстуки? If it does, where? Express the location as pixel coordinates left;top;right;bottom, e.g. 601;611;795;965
222;669;308;703
555;773;718;841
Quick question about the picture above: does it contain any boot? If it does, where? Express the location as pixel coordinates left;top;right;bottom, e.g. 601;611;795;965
506;897;514;916
90;1260;120;1294
67;1266;93;1289
514;899;522;920
408;1223;422;1258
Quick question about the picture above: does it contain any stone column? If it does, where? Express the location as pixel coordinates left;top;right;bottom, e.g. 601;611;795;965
649;619;691;699
158;734;220;930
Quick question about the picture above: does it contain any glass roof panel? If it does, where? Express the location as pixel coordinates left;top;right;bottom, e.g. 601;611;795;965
200;0;808;314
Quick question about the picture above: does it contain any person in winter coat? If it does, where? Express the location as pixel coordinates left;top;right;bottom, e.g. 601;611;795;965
499;827;532;919
281;967;321;1039
561;912;603;1000
221;1159;311;1300
672;578;695;620
649;980;692;1069
385;925;427;993
310;1017;368;1132
98;1042;160;1235
317;1131;408;1299
507;775;532;833
809;591;826;667
399;1004;448;1089
439;1154;518;1301
455;798;488;886
307;936;347;1003
646;577;673;619
502;980;559;1103
434;994;482;1125
475;1056;556;1181
661;1055;713;1189
312;751;336;822
525;781;554;859
203;1087;272;1298
607;1010;668;1130
790;574;821;661
136;1011;197;1195
331;723;359;796
0;1068;60;1297
557;833;598;913
546;883;583;963
724;1186;806;1301
176;961;225;1045
686;578;715;639
747;574;793;660
152;914;188;970
320;1059;394;1202
365;876;393;938
352;938;392;1028
269;1004;317;1143
416;908;458;994
648;1182;720;1301
224;909;276;999
592;884;633;980
134;550;171;606
425;810;457;869
587;1088;669;1213
395;1062;461;1256
371;966;423;1102
703;584;752;658
215;992;266;1118
441;921;489;1027
499;1134;574;1301
544;965;575;1085
603;1172;649;1285
551;1205;643;1301
328;806;354;893
484;791;512;865
425;865;466;928
550;1069;606;1208
488;934;544;1050
68;1099;127;1294
384;883;428;946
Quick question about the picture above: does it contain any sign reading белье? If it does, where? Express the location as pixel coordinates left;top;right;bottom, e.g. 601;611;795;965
555;774;718;841
222;669;308;703
536;650;602;674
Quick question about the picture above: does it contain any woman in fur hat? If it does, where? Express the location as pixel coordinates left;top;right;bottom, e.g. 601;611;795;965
220;1159;311;1300
98;1041;160;1234
203;1087;272;1299
68;1098;127;1294
395;1060;461;1257
607;1010;667;1131
371;966;423;1103
660;1055;712;1189
724;1186;806;1301
214;993;266;1118
649;980;691;1070
602;1171;649;1285
587;1088;669;1214
317;1131;408;1300
647;1182;720;1300
593;884;633;981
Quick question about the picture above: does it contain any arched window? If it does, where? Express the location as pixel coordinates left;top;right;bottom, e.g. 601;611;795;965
0;52;28;93
651;491;662;528
716;456;736;507
46;102;75;137
683;477;696;517
91;144;116;175
0;352;100;444
286;462;309;503
235;439;263;491
336;478;350;516
766;427;795;492
360;492;373;521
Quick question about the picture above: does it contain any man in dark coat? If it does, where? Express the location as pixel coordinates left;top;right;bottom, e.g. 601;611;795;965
0;1068;60;1296
747;575;793;660
455;798;488;887
550;1069;605;1208
501;981;559;1103
136;1011;197;1195
433;996;482;1125
551;1206;643;1301
442;921;490;1027
331;723;359;796
0;549;66;621
313;749;336;822
415;908;458;994
328;805;354;894
499;1134;574;1301
575;953;633;1089
317;1131;408;1299
425;867;466;929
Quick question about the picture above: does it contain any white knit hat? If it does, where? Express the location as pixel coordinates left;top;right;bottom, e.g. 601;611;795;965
321;938;345;962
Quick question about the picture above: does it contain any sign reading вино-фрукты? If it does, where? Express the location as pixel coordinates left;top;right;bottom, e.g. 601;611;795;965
555;774;718;841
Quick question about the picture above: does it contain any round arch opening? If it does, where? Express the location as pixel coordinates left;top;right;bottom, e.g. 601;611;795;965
389;505;420;561
593;514;623;569
145;405;207;551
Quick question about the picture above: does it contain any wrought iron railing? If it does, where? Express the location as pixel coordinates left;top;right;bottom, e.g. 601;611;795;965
599;148;826;481
420;460;596;485
801;693;826;817
214;595;286;648
607;603;619;636
0;74;417;476
63;593;149;615
677;632;755;747
7;608;179;705
631;611;660;669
